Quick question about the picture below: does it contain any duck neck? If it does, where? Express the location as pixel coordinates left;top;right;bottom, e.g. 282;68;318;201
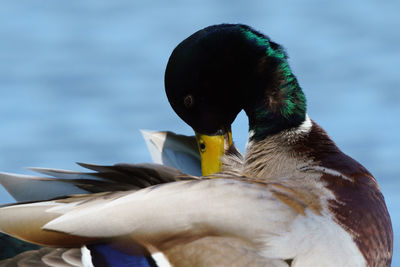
238;29;306;141
242;38;306;141
246;78;306;141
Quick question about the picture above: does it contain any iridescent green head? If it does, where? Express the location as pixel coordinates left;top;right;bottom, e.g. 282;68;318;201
165;24;306;141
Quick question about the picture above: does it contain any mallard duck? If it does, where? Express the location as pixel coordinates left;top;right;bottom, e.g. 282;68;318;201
164;24;393;266
0;24;393;267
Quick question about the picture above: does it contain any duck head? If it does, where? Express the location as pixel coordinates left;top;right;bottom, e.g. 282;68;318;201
165;24;307;174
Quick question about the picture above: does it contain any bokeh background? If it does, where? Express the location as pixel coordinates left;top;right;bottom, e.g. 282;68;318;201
0;0;399;264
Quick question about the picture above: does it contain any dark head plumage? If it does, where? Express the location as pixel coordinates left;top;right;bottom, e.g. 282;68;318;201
165;24;306;139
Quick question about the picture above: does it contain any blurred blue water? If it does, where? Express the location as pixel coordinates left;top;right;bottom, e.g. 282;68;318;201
0;0;399;264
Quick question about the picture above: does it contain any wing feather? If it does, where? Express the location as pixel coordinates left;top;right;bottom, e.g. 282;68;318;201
141;130;202;176
0;163;188;203
163;236;289;267
0;248;82;267
40;179;296;249
0;176;324;266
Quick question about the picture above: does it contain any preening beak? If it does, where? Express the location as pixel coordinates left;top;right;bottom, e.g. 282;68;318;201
195;127;232;176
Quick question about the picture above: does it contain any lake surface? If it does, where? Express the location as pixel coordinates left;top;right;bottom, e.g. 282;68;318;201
0;0;399;264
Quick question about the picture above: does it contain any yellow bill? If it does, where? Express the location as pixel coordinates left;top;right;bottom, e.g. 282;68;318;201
195;128;232;176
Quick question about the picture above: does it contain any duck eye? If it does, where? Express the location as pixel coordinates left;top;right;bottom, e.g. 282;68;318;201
183;95;194;109
199;139;206;152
